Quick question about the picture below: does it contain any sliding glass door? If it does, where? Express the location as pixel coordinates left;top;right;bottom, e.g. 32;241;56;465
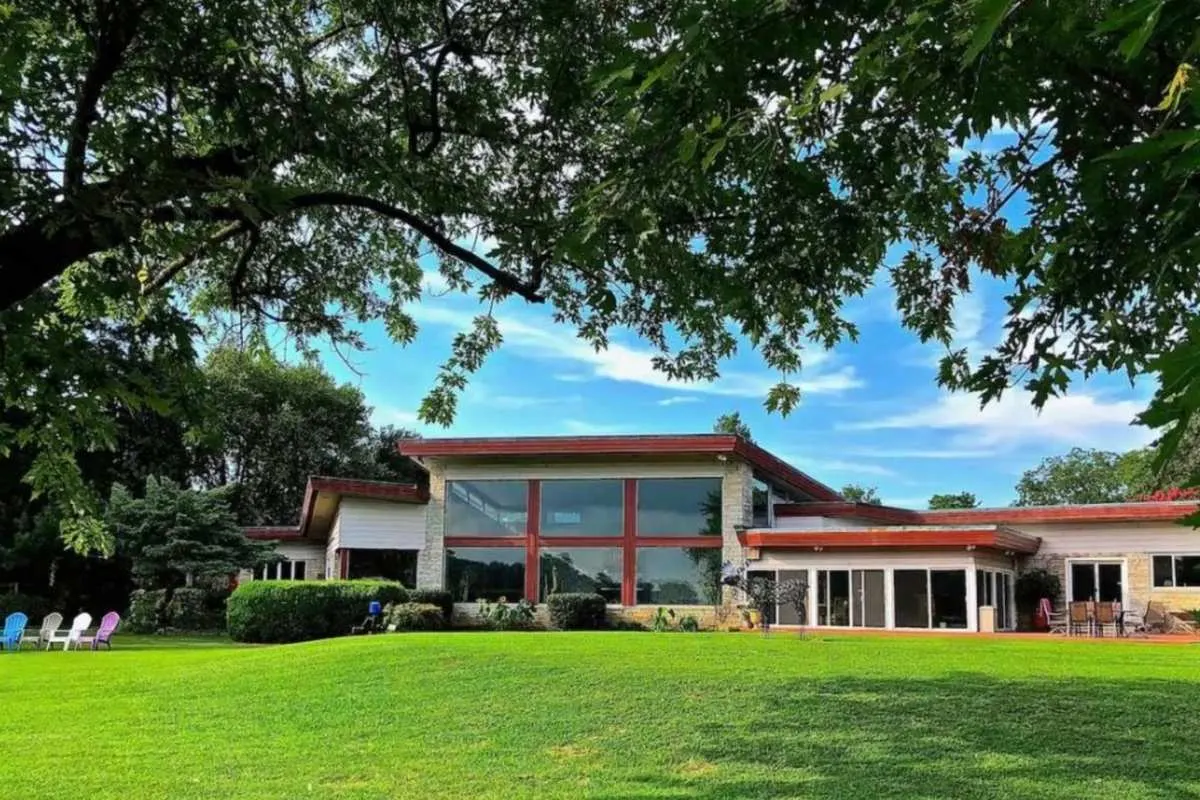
1070;561;1124;604
817;570;850;626
852;569;886;628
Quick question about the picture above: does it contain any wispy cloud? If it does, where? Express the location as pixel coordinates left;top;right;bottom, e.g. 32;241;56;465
561;419;636;435
839;390;1153;450
773;451;898;478
842;447;997;460
657;396;701;407
372;405;421;428
409;305;862;399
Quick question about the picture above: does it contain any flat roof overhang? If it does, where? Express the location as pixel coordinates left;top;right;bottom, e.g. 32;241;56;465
773;500;1200;526
245;477;428;541
399;434;842;501
740;526;1041;555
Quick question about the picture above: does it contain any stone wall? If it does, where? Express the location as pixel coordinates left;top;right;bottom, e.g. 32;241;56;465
417;462;446;590
720;459;753;607
1025;551;1200;614
451;602;741;630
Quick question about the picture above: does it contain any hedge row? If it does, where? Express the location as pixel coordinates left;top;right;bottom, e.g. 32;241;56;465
547;593;607;629
383;602;445;631
226;580;409;643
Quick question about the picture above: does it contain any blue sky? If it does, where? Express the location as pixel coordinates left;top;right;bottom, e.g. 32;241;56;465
303;127;1155;510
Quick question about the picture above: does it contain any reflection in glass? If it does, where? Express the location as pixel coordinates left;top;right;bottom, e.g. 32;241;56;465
445;480;527;536
447;548;526;601
636;478;722;536
540;548;622;603
635;547;722;605
540;479;623;536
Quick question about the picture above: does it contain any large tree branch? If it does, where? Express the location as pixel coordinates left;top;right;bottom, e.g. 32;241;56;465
0;145;260;311
64;0;148;191
279;191;545;302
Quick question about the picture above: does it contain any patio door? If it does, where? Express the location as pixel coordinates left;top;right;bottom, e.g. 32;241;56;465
852;569;886;628
1069;561;1124;604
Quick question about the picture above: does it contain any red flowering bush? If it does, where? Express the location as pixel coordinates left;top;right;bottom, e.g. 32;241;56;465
1136;487;1200;502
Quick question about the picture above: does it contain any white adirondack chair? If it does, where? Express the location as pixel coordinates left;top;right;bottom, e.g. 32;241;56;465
20;612;62;649
46;613;91;651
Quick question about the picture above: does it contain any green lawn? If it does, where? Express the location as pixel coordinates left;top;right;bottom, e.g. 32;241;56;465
1;633;1198;799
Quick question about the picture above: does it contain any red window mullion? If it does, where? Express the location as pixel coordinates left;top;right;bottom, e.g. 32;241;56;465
526;480;541;601
444;537;526;548
622;479;637;606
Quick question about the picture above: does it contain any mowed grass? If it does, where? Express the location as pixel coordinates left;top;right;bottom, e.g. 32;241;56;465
2;633;1199;799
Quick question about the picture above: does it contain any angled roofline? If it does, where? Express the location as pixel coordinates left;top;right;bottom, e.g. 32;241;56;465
246;477;428;541
398;434;842;501
773;500;1200;525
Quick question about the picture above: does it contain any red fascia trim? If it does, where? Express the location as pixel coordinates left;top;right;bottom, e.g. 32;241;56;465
634;536;723;548
773;500;1200;526
741;527;1040;554
244;526;303;540
445;537;526;548
622;479;637;606
525;480;541;600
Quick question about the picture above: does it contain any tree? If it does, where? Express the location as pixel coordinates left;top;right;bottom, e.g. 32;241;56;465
194;347;423;525
6;1;1200;550
928;492;980;510
107;477;276;596
841;484;882;505
713;412;753;441
1013;448;1152;507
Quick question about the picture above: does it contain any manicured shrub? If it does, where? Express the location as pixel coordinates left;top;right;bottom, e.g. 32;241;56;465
227;580;409;643
407;588;453;623
547;593;607;630
166;588;214;631
128;589;167;633
477;598;538;630
384;602;445;631
0;593;51;622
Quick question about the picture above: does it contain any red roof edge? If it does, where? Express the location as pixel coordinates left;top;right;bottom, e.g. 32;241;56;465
774;500;1200;525
398;434;840;501
741;526;1041;554
244;526;303;541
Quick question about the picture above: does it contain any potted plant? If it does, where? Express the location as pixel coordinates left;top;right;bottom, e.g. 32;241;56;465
1015;568;1062;631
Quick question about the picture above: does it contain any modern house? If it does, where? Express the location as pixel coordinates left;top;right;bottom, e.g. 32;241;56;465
243;434;1200;631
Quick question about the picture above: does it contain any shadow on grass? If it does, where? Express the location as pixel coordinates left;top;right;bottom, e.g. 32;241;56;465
598;675;1200;799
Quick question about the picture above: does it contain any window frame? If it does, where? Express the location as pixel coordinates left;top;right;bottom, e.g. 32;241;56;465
1151;553;1200;589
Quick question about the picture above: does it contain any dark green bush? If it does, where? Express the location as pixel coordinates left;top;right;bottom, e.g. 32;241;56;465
128;589;166;633
384;602;445;631
0;593;51;622
547;593;607;630
227;580;409;643
166;588;216;631
407;588;453;623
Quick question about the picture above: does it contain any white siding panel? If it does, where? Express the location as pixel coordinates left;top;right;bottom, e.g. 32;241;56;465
337;498;426;550
442;462;724;480
1018;521;1200;555
753;550;977;570
769;516;873;531
325;515;341;578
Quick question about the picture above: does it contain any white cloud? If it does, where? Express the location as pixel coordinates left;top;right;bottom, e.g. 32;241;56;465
561;419;635;435
409;305;862;399
773;451;897;478
372;405;420;427
842;447;997;459
486;394;582;410
657;396;701;407
839;390;1153;451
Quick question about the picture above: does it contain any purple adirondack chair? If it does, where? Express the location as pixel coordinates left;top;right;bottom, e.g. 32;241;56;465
78;612;120;651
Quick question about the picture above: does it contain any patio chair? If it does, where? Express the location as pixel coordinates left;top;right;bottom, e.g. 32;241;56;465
1094;601;1119;637
1040;598;1068;635
1;612;27;651
46;612;91;651
78;612;120;650
1068;601;1092;637
20;612;62;650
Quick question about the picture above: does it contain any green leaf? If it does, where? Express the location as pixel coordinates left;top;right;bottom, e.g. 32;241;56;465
819;83;847;103
1097;0;1160;33
627;19;655;40
700;138;727;170
962;0;1015;66
1118;2;1163;61
677;128;699;163
1098;129;1200;162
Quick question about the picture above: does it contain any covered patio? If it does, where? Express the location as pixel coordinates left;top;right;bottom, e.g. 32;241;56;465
740;525;1041;633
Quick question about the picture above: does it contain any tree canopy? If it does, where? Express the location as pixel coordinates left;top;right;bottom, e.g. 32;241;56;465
928;492;980;510
4;0;1200;548
840;484;882;505
713;412;753;441
1013;448;1153;507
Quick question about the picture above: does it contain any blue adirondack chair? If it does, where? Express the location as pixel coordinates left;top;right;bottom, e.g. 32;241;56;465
1;613;28;651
